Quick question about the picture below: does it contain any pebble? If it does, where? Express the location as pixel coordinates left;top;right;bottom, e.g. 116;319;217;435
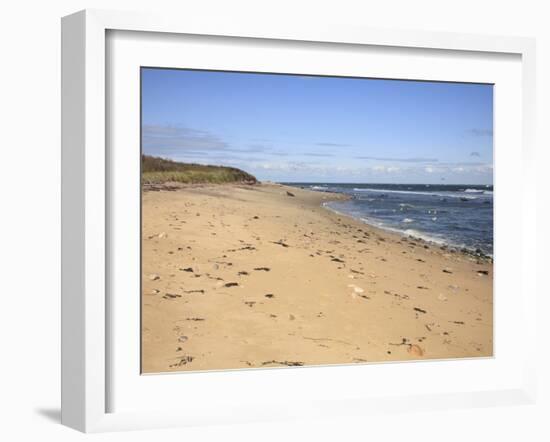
347;284;364;293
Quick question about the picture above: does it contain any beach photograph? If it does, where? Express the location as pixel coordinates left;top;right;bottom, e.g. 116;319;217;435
141;68;493;373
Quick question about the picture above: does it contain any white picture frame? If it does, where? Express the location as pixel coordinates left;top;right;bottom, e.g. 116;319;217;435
61;9;538;433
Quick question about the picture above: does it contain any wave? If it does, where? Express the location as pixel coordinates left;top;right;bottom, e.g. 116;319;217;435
322;201;491;255
352;188;485;199
463;188;484;193
324;203;448;246
463;188;493;195
402;218;414;223
363;218;449;246
403;229;448;246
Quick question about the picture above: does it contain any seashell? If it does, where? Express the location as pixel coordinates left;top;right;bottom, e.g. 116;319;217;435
408;344;424;357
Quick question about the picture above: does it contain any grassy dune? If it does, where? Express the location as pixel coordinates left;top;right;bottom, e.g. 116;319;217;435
142;155;257;185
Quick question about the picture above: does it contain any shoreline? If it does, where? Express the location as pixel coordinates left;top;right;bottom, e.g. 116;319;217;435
312;186;492;265
146;180;492;262
320;199;493;262
289;183;493;262
142;182;493;372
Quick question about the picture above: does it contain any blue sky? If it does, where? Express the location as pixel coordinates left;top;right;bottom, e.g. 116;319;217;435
141;68;493;184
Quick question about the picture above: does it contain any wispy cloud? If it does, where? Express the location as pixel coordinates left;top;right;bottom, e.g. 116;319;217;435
436;161;486;167
372;165;401;173
354;155;439;163
419;162;492;174
142;125;229;152
141;124;493;182
303;152;335;157
268;151;290;157
468;128;493;137
316;142;351;147
245;160;493;179
143;124;286;159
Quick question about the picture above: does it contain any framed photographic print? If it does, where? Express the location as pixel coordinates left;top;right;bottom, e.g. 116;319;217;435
139;68;495;373
61;9;538;432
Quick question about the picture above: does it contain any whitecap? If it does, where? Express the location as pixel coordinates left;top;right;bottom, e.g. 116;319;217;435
352;188;482;199
464;188;484;193
404;229;446;245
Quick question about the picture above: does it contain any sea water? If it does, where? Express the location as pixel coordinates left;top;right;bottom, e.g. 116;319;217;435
286;183;493;256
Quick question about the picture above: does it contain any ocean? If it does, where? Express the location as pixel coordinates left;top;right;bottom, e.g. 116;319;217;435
286;183;493;256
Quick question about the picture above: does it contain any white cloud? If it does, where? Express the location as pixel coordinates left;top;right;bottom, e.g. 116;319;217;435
371;165;401;173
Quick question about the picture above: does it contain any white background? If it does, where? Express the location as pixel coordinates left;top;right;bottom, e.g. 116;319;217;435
0;0;548;441
109;30;524;414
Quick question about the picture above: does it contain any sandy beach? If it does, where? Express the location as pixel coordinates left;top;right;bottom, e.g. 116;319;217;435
141;183;493;373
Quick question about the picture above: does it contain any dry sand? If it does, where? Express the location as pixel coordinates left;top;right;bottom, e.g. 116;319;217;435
141;183;493;373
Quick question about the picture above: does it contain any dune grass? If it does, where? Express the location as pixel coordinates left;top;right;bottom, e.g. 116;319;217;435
142;155;257;185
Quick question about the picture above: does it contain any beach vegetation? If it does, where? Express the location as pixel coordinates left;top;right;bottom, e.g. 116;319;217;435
142;155;257;185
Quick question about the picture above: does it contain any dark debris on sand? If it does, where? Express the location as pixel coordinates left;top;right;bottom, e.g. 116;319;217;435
169;355;194;368
261;360;304;367
271;240;290;248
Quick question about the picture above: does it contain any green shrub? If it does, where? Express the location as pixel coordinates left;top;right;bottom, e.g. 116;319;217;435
142;155;257;185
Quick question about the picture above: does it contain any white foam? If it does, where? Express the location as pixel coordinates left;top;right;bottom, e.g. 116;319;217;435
322;201;491;255
464;188;485;193
352;187;490;199
403;229;447;245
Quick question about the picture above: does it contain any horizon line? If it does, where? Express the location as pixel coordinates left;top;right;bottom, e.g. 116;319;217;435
277;181;493;186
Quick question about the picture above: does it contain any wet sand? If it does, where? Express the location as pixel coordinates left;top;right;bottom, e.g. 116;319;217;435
141;183;493;373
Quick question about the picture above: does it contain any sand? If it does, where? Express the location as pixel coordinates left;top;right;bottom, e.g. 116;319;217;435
141;183;493;373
